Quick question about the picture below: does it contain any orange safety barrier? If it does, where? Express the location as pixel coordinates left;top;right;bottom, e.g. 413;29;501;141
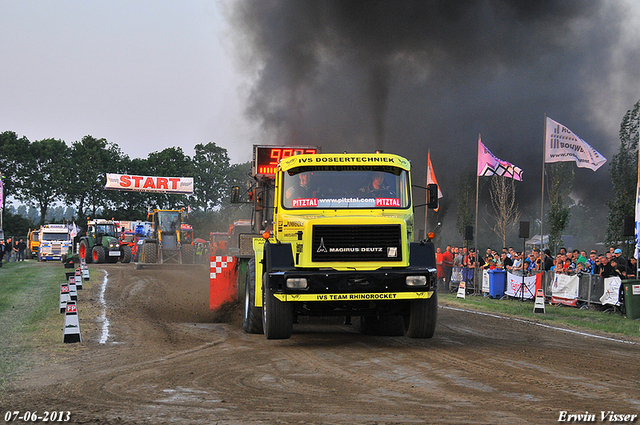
210;256;238;310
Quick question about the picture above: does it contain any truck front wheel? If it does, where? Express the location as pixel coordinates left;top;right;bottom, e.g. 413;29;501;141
242;258;263;334
404;292;438;338
262;272;293;339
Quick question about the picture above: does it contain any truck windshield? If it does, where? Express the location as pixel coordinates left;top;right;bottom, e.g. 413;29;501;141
41;233;70;241
282;166;410;209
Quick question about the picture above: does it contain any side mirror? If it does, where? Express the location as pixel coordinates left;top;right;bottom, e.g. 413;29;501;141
230;186;240;204
426;183;439;210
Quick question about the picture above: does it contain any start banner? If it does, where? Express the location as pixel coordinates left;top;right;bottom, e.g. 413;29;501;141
104;173;194;194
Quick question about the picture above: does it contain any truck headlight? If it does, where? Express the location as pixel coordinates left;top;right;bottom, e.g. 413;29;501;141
286;278;308;289
406;276;426;286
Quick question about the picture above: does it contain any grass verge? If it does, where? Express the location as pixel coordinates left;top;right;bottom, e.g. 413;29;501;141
0;261;79;390
439;292;640;340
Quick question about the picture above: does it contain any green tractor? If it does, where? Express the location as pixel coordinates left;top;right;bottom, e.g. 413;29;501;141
79;219;132;264
138;209;194;264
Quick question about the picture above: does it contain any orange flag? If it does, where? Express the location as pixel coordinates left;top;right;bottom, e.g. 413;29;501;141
427;151;443;211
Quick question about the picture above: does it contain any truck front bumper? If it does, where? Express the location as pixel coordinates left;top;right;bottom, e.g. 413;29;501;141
267;268;437;302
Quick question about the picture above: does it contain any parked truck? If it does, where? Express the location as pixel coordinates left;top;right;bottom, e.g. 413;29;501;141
37;224;72;261
231;145;440;339
27;228;41;259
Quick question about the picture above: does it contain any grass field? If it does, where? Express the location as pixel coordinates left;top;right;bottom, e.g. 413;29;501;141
439;292;640;340
0;261;79;390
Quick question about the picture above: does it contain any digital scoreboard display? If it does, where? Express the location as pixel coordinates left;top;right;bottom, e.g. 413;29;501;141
253;145;320;177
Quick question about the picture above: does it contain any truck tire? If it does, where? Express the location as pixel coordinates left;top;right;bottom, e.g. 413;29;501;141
92;246;106;263
142;242;157;264
262;272;293;339
121;246;132;263
243;258;263;334
180;244;195;264
404;292;438;338
360;315;405;336
80;240;92;264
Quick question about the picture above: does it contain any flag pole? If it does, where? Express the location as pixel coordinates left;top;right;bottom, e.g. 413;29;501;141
474;135;480;292
425;150;430;240
540;114;547;253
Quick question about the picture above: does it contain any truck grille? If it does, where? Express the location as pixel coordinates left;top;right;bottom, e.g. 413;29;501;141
312;225;402;262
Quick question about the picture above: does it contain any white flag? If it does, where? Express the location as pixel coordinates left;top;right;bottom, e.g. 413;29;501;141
545;117;606;171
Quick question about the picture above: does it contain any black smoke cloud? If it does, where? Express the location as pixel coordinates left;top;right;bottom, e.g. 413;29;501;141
230;0;640;240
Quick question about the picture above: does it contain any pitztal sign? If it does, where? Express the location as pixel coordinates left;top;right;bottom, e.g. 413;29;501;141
104;173;194;194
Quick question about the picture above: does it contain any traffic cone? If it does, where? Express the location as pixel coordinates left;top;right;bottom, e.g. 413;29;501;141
456;281;466;299
534;288;545;313
63;301;82;343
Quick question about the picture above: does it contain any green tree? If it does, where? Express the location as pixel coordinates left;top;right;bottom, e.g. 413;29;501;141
606;100;640;251
193;142;230;211
0;131;30;210
546;162;574;254
17;138;71;226
67;135;124;220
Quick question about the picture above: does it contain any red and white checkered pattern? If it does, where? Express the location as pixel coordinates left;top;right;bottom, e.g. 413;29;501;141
210;256;234;279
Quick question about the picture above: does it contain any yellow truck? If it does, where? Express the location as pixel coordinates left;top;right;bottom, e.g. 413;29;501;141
27;227;41;259
233;146;439;339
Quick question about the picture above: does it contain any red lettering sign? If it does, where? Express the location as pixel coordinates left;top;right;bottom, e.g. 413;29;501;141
375;198;401;207
292;198;319;208
66;304;77;313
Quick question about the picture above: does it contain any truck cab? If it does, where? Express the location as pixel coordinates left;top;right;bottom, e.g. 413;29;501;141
239;147;439;340
38;224;72;261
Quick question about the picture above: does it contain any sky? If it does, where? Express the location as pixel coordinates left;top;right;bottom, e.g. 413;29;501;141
0;0;256;163
2;1;640;242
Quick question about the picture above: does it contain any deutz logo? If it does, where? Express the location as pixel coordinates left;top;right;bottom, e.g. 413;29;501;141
317;237;328;253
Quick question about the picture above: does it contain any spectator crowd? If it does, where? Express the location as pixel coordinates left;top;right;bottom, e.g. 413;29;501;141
435;245;638;293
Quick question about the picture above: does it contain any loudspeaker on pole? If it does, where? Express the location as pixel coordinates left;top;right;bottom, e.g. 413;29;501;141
519;221;530;239
464;225;473;241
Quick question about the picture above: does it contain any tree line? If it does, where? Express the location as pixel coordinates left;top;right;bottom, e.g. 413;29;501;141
0;132;252;239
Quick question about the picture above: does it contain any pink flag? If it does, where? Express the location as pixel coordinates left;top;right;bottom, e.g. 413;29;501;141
477;137;523;181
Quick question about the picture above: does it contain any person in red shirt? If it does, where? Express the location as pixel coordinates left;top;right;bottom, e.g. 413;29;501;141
436;247;445;291
442;245;454;292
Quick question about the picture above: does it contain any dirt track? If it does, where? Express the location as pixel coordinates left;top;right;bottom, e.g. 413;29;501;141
3;263;640;424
